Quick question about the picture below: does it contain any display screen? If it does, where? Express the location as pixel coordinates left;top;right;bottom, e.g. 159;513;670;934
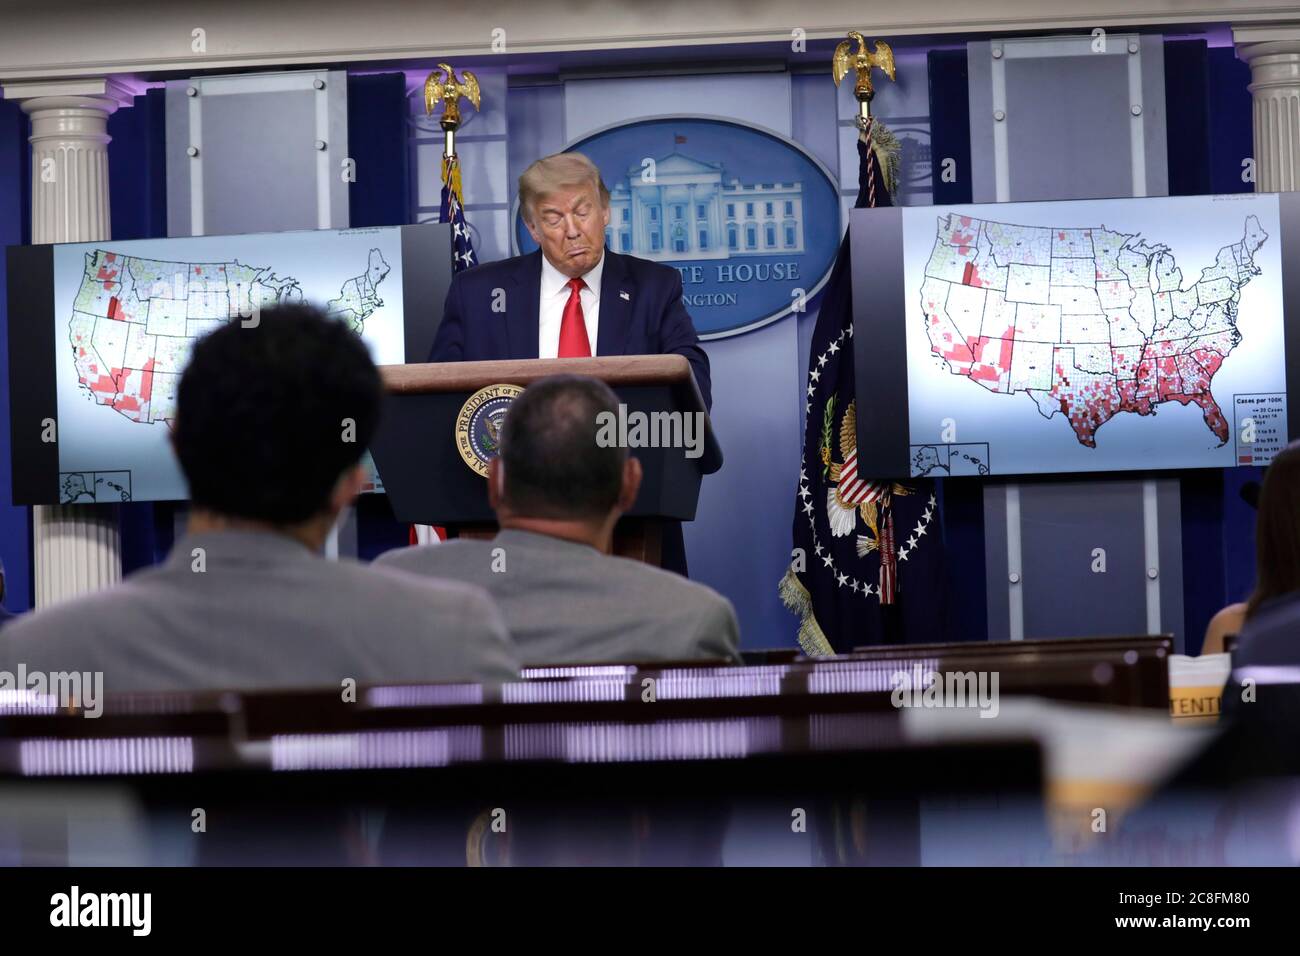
7;224;448;505
852;192;1299;479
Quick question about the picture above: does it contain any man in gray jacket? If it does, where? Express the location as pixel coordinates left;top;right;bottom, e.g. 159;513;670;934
376;374;741;666
0;305;519;693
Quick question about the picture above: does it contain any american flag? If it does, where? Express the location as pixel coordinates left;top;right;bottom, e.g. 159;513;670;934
410;155;476;548
441;155;476;272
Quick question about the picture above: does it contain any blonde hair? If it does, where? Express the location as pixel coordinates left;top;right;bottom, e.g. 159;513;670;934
518;152;610;223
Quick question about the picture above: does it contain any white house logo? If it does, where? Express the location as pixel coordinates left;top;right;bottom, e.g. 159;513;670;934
603;154;806;262
513;117;841;339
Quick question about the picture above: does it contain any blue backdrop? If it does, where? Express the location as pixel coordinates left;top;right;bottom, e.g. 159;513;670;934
0;45;1268;650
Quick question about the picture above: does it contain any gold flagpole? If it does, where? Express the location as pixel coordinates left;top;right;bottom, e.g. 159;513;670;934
424;62;481;262
833;33;901;201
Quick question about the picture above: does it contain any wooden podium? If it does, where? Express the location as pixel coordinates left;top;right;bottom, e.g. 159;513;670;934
370;355;721;567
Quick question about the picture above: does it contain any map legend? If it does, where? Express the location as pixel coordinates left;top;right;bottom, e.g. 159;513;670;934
1233;392;1287;466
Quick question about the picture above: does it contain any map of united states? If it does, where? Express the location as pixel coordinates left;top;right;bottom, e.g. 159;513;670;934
68;249;389;425
920;213;1267;447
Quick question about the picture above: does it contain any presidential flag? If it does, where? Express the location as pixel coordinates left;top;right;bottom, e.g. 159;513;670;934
779;121;946;655
410;154;477;547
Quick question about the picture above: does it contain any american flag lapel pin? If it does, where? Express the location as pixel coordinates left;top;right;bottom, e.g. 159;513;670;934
619;290;630;301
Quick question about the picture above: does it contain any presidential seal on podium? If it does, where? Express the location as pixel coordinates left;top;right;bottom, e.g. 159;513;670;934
455;383;524;477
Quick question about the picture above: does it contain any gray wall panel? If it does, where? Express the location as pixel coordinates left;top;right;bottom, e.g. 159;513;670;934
1019;480;1147;638
1004;56;1131;201
200;90;318;234
969;33;1182;643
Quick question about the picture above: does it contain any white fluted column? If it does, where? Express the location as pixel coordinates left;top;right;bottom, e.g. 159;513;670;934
1236;28;1300;192
2;78;131;606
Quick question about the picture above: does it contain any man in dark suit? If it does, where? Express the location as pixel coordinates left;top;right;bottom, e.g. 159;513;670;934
428;151;713;574
428;150;712;408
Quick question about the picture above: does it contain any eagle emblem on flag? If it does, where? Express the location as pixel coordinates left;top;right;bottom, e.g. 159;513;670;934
780;117;946;656
820;395;914;601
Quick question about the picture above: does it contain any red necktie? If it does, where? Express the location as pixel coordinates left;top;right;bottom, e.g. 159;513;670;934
558;277;591;358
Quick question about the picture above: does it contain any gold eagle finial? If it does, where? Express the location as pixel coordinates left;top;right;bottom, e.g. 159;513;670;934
832;33;895;104
424;62;481;129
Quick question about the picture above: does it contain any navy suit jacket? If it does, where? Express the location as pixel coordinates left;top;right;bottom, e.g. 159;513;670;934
1236;593;1300;668
428;249;712;409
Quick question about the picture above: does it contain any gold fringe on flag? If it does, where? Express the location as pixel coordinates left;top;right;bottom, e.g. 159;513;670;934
442;154;464;204
778;569;837;658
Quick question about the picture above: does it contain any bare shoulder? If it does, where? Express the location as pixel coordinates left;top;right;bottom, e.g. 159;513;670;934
1202;602;1248;656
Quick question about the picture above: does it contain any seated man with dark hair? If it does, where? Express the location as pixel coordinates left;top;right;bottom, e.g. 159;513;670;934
376;374;740;665
0;305;519;691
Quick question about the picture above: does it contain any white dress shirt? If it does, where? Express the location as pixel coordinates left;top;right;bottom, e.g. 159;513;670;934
538;251;603;359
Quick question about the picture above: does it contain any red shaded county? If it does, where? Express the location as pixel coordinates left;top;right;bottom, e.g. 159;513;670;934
1117;379;1155;415
1135;358;1159;401
972;335;1008;379
1158;393;1230;443
970;335;1015;384
95;262;120;293
962;262;974;285
86;367;123;399
108;296;123;321
960;216;972;227
140;358;155;402
105;253;116;263
1052;375;1124;447
1112;346;1142;379
934;329;975;365
969;334;1012;387
1191;349;1224;378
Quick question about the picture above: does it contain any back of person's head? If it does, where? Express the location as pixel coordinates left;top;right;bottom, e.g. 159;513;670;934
1249;440;1300;618
173;304;382;526
497;375;625;521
